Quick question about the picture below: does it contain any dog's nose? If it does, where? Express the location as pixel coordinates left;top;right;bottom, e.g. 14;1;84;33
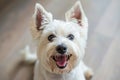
56;44;67;54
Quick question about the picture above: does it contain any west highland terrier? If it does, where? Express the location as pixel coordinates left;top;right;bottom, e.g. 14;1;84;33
23;1;93;80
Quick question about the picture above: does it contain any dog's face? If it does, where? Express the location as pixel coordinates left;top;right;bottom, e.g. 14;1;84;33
31;1;88;74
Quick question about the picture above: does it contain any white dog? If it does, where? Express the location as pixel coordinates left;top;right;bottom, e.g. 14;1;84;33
23;1;93;80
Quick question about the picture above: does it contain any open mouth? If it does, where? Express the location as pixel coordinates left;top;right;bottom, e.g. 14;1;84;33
52;54;72;69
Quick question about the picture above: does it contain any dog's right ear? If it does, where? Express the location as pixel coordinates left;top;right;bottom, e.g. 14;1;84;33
31;3;53;39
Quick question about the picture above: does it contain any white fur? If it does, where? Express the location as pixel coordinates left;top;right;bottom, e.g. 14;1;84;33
26;1;93;80
21;46;37;63
34;61;86;80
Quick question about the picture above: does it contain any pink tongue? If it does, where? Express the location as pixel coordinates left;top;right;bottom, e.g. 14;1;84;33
56;55;67;67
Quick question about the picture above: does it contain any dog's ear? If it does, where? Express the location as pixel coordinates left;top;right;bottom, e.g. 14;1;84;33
65;1;88;40
65;1;88;27
31;3;53;39
34;3;53;30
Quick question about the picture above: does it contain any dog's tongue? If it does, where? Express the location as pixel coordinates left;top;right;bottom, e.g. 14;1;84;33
56;55;67;67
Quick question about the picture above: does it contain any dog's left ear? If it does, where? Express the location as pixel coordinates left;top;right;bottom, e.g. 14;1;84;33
65;1;88;27
65;1;88;40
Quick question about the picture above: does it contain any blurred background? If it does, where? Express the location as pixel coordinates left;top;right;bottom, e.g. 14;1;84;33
0;0;120;80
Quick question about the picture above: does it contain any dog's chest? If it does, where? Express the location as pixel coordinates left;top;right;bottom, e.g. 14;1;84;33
45;73;85;80
34;62;85;80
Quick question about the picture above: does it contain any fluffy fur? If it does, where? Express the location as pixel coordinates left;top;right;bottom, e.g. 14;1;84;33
24;1;93;80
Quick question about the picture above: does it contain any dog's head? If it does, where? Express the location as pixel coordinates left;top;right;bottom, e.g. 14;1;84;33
31;1;88;74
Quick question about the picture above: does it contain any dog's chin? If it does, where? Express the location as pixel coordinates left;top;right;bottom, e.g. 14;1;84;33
51;54;72;69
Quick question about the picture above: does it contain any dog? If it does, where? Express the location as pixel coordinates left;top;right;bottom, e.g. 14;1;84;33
23;1;93;80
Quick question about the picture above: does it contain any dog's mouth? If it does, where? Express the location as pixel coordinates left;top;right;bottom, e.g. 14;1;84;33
52;54;72;69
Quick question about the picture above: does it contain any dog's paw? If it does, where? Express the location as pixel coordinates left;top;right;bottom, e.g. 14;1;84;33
85;69;93;80
20;45;37;64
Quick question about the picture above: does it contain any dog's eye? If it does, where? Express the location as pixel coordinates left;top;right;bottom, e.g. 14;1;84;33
48;34;56;42
67;34;74;40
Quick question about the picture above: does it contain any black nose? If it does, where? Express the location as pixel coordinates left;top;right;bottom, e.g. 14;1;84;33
56;44;67;54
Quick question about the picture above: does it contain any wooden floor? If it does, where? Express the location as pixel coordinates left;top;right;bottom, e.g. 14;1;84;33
0;0;120;80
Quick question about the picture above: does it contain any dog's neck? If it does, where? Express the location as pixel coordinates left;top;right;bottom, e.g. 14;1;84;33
34;61;85;80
